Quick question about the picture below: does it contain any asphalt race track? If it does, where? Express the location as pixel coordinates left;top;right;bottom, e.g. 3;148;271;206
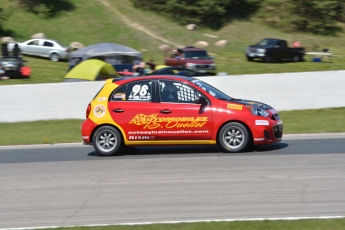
1;133;345;229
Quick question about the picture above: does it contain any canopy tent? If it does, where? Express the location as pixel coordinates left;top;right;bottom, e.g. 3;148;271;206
64;59;119;82
68;43;142;72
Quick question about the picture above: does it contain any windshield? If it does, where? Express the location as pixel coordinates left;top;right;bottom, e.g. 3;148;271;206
184;51;209;59
256;39;275;46
189;79;233;101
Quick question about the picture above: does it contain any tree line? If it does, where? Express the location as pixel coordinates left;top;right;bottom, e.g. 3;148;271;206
130;0;345;35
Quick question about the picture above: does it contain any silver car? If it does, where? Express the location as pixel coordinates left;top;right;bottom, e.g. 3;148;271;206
8;38;70;61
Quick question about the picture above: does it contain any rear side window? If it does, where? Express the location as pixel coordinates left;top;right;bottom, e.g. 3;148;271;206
110;80;152;102
43;41;54;47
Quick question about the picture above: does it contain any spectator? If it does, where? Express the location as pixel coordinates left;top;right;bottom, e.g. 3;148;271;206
132;59;145;75
132;60;140;72
12;44;21;57
292;41;301;48
146;59;156;71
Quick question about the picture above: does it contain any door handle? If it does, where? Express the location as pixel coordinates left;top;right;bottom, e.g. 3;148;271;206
112;108;124;113
160;109;172;114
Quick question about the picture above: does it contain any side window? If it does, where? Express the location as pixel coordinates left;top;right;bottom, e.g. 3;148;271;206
159;80;204;103
111;85;127;101
43;41;53;47
111;80;152;102
28;40;39;46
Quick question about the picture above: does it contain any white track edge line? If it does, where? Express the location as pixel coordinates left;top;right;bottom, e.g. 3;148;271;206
2;215;345;230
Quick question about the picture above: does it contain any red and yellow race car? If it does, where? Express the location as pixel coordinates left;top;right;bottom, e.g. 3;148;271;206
81;75;283;156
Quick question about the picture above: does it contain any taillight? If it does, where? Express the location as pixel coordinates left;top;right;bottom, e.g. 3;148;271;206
66;49;70;53
86;103;91;118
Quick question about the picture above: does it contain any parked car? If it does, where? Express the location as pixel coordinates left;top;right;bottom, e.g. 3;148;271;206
164;46;216;75
7;38;70;61
0;56;31;78
81;75;283;156
245;38;305;63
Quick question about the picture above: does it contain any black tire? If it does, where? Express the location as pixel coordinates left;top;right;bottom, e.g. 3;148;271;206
218;122;250;153
292;54;300;62
247;56;254;61
92;126;122;156
263;55;272;63
50;53;60;62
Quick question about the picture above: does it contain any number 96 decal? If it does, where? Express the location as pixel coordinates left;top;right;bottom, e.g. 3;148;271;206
129;84;151;101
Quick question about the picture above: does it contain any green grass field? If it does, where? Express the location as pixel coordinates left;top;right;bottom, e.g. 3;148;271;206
38;218;345;230
0;107;344;146
0;0;345;85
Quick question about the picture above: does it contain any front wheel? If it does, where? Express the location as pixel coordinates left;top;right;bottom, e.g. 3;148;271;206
50;53;60;62
263;55;272;63
218;122;250;153
246;56;254;61
92;126;122;156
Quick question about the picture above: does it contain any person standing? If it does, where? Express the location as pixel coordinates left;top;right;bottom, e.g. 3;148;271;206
12;44;21;57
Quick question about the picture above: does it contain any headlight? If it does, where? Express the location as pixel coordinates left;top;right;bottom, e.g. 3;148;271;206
257;48;266;53
186;63;195;67
209;63;216;67
245;105;269;117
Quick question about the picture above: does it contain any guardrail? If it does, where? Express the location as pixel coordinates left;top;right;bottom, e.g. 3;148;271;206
1;70;344;122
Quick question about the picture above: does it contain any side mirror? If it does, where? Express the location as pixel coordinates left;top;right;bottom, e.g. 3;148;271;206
210;56;215;59
196;96;208;106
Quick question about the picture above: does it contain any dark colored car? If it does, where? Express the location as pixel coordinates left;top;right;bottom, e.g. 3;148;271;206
164;46;216;75
245;38;305;63
148;66;210;77
0;56;31;78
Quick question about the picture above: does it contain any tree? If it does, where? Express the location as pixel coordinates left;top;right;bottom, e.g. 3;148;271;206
255;0;344;35
130;0;259;29
18;0;74;18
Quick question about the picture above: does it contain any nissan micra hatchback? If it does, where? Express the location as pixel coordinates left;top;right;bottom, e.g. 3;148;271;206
81;75;283;156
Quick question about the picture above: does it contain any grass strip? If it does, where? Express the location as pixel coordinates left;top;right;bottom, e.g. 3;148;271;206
43;218;345;230
0;108;344;146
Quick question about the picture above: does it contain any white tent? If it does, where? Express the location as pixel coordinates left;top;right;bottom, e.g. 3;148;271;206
68;43;142;67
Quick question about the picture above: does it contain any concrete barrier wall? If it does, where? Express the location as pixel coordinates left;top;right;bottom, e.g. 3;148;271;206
1;70;344;122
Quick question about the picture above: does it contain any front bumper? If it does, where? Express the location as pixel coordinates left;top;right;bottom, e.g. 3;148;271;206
246;52;265;59
246;114;284;145
186;65;216;74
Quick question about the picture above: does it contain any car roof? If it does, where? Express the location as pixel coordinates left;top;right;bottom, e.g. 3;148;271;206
0;56;23;60
179;47;206;51
29;38;58;42
111;75;194;84
262;38;282;41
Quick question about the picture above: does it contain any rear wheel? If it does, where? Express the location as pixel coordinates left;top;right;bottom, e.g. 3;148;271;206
50;53;60;62
92;126;122;156
218;122;250;153
292;54;301;62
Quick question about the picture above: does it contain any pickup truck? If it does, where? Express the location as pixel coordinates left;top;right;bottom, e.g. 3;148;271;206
245;38;305;63
164;46;216;75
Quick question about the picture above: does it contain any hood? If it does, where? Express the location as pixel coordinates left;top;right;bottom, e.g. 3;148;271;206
248;44;272;49
184;58;214;64
232;98;273;110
